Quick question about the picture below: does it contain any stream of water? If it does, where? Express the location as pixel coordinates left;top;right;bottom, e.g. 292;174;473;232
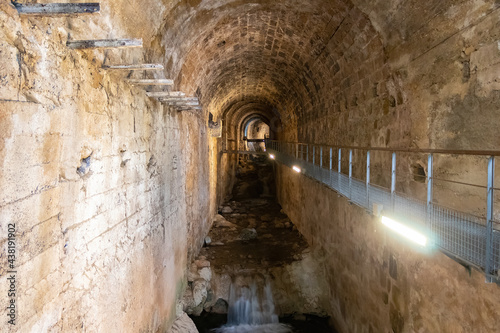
212;280;292;333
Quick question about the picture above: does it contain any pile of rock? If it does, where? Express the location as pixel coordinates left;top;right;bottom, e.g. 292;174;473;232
181;256;230;316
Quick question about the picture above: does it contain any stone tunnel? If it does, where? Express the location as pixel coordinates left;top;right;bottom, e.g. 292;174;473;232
1;0;500;332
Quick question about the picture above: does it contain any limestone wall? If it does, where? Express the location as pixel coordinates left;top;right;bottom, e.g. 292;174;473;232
0;2;212;331
277;166;500;332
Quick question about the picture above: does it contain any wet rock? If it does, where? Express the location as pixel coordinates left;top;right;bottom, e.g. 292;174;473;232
167;312;199;333
203;289;217;311
222;206;233;214
284;222;291;228
210;298;229;314
262;234;273;239
191;302;204;317
213;274;232;301
204;236;212;246
240;228;258;240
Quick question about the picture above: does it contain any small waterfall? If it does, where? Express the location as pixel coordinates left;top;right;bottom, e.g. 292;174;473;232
213;277;292;333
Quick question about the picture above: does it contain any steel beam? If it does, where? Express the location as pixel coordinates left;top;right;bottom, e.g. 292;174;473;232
67;39;142;49
15;3;99;15
102;64;163;70
127;79;173;86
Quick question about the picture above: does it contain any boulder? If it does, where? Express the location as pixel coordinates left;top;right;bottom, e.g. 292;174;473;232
240;228;258;240
167;312;199;333
199;267;212;282
192;279;208;306
213;214;237;228
222;206;233;214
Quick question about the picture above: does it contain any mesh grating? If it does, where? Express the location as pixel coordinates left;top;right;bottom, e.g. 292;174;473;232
267;142;500;282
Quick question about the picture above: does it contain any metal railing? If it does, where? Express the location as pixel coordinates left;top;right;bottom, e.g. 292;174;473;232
266;140;500;283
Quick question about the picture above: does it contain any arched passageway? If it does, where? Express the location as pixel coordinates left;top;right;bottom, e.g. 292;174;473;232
2;0;500;332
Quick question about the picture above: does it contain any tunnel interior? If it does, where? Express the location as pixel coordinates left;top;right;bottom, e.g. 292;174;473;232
1;0;500;332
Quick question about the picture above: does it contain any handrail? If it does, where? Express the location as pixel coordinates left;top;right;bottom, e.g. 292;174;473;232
266;139;500;284
275;141;500;156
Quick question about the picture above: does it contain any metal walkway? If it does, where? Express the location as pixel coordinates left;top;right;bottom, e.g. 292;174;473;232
266;140;500;283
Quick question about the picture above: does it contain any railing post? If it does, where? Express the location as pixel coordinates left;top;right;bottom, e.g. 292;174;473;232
329;148;333;170
338;149;342;172
320;146;323;168
366;150;370;208
329;147;333;188
486;156;495;283
313;145;316;165
427;154;433;228
391;152;396;210
296;143;299;159
306;144;309;163
349;149;353;199
338;148;342;192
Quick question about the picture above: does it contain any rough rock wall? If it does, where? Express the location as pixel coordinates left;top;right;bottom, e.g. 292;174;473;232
277;167;500;333
0;2;212;332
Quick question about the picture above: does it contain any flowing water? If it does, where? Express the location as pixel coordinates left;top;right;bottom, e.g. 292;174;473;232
212;279;292;333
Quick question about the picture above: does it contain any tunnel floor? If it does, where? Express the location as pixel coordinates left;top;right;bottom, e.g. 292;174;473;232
192;154;336;333
199;155;308;271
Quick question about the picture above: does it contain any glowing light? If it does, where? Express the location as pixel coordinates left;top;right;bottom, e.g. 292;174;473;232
381;216;427;246
269;154;275;160
292;166;301;173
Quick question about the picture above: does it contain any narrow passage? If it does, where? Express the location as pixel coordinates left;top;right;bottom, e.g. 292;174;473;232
189;155;336;332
